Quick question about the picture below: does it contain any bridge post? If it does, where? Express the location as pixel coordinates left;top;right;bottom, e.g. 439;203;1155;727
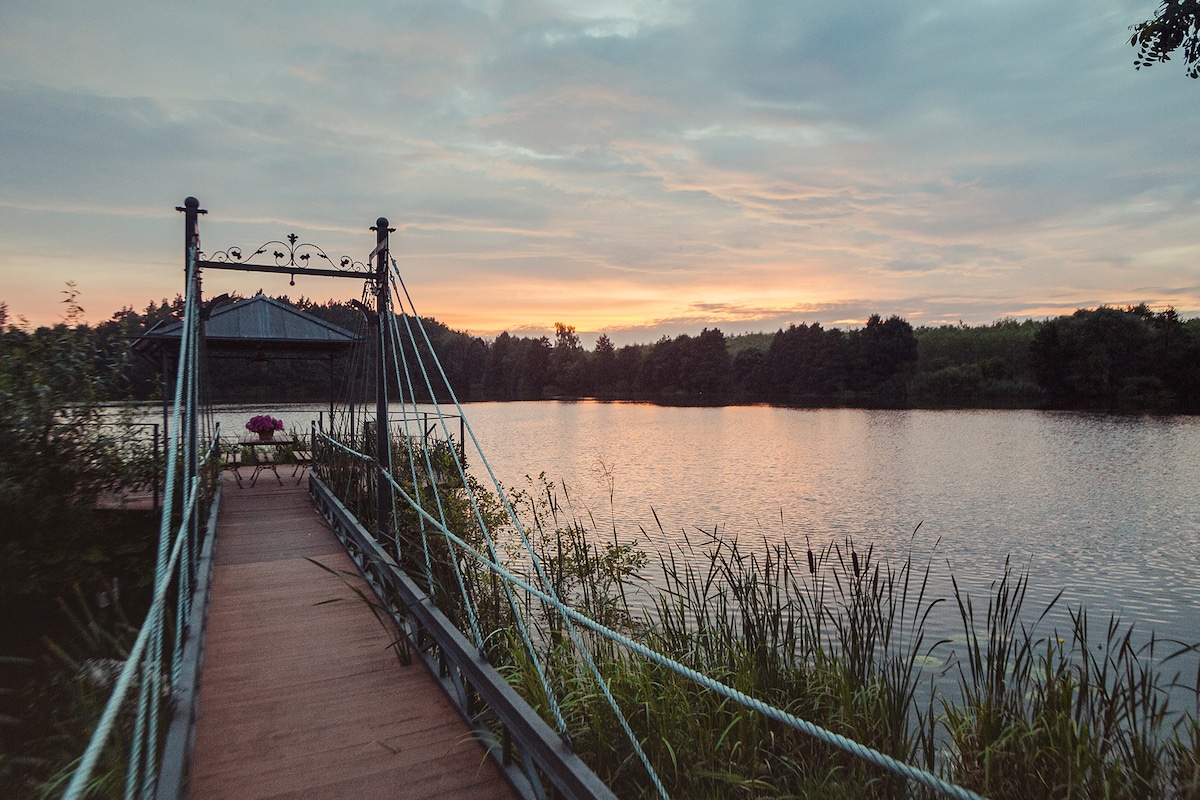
181;197;206;557
371;217;395;543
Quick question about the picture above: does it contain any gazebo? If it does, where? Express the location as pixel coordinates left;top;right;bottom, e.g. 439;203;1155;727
134;291;363;427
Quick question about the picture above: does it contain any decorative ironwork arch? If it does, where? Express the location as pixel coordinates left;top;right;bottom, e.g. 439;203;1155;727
199;233;370;284
179;197;379;283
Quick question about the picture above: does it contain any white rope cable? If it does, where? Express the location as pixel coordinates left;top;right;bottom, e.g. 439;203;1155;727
388;265;668;794
385;311;431;579
66;246;213;800
63;480;199;800
383;307;486;646
386;275;572;737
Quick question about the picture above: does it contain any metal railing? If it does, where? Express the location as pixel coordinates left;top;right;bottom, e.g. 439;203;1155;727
308;474;617;800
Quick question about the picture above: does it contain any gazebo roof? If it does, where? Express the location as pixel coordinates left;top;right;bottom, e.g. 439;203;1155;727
134;293;361;355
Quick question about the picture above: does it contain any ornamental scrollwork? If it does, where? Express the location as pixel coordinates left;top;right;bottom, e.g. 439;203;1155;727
200;233;369;273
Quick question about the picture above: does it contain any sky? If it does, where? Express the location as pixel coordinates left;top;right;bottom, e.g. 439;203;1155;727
1;0;1197;347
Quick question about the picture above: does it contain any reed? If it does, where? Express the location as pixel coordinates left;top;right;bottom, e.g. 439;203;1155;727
325;448;1200;798
468;512;1200;798
541;532;946;798
943;562;1200;799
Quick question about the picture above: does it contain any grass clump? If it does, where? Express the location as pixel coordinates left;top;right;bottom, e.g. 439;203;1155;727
484;511;1200;799
549;532;943;799
943;564;1200;799
1;585;145;799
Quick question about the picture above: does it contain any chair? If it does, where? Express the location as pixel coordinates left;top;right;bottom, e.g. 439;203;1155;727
290;447;313;483
222;441;244;489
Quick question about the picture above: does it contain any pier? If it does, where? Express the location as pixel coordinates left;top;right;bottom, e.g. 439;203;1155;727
188;479;515;799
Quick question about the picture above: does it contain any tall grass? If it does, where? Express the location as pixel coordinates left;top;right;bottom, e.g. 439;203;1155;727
1;584;145;799
944;564;1200;799
322;444;1200;798
548;530;947;798
483;511;1199;798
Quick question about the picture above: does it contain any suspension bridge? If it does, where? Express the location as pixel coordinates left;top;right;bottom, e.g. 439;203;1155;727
60;199;986;800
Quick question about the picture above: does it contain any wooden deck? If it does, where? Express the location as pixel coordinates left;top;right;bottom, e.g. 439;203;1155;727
189;478;518;800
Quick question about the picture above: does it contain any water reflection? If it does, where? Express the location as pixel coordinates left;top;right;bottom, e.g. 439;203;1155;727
461;403;1200;650
198;401;1200;649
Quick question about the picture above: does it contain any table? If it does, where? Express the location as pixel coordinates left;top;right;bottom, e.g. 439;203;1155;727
229;439;301;487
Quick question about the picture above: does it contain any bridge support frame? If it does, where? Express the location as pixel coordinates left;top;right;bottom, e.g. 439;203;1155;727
371;218;393;542
179;197;396;539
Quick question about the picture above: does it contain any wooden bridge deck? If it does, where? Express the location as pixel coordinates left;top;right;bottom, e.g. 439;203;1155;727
189;477;518;800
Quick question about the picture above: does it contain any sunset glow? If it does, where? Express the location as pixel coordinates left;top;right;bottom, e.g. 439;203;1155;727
1;1;1197;346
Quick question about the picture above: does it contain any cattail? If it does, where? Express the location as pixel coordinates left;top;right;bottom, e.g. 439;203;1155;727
807;549;816;575
851;550;860;578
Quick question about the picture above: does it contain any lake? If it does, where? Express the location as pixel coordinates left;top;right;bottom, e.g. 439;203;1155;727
203;401;1200;651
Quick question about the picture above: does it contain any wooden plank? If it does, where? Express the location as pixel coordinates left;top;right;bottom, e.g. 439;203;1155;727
189;480;517;800
311;478;619;800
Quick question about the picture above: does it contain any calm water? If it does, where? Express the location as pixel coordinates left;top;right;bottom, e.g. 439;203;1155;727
204;401;1200;650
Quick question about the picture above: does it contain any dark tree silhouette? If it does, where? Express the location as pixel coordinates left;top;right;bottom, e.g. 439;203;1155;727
1131;0;1200;78
484;331;517;399
551;322;586;396
678;328;731;396
519;336;553;398
591;334;618;396
764;322;848;399
851;315;918;395
614;344;645;396
1029;305;1199;406
640;336;682;393
22;291;1200;410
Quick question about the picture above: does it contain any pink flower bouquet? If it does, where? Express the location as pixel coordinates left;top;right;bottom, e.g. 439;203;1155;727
245;414;285;434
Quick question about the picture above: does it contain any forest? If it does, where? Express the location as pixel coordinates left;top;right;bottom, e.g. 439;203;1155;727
12;293;1198;412
6;293;1200;411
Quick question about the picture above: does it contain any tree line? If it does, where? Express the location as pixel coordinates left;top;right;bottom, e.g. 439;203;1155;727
470;307;1200;410
7;293;1200;411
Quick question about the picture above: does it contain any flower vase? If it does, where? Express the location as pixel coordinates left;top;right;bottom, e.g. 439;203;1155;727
257;430;275;441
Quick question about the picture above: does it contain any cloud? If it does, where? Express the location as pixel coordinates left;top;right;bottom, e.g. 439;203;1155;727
1;0;1198;334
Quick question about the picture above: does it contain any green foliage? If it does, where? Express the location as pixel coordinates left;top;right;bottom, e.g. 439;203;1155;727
725;331;775;357
0;294;158;607
1;584;142;799
943;563;1200;799
915;318;1039;382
